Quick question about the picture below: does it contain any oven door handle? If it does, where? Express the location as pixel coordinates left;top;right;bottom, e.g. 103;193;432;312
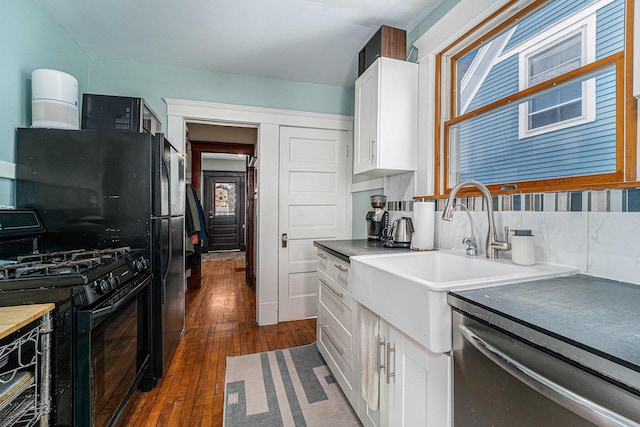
91;277;150;321
458;324;640;427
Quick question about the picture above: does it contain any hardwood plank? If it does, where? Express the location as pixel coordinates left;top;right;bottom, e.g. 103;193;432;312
119;253;316;427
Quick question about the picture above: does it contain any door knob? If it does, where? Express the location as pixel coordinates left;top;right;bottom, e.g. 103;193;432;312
282;233;288;248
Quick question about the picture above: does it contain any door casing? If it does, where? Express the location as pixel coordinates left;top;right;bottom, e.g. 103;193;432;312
166;98;353;325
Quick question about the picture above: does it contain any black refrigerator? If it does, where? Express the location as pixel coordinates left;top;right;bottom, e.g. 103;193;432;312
15;128;185;382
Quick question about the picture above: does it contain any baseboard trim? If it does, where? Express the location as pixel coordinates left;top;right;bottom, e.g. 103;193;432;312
257;301;278;326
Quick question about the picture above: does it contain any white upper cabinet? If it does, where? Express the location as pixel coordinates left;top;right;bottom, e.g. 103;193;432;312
354;57;418;176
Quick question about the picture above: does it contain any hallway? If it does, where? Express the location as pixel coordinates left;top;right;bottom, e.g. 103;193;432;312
120;253;317;426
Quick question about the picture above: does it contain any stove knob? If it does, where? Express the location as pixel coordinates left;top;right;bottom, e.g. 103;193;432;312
92;282;103;295
99;279;111;294
109;276;119;289
135;258;149;272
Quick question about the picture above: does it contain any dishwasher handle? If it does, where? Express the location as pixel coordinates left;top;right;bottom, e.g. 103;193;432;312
458;324;640;427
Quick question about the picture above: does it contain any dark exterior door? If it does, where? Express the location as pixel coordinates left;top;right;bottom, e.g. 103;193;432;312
203;171;246;251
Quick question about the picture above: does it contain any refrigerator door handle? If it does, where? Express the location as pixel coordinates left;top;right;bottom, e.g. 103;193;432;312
162;220;173;306
162;157;170;217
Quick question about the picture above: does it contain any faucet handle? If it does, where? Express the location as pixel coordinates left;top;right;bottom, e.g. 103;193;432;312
462;236;477;256
490;226;512;252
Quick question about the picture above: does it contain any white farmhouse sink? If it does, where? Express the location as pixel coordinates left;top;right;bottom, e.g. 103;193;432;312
350;250;579;353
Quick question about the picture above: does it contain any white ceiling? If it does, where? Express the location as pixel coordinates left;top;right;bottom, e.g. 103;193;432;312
36;0;444;88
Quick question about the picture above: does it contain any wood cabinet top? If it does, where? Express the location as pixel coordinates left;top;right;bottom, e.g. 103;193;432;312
0;304;54;339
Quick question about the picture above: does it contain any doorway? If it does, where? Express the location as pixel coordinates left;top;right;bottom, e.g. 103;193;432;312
166;99;353;325
203;171;246;251
186;123;257;290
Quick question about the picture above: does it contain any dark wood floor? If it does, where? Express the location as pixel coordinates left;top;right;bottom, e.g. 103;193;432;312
119;254;317;426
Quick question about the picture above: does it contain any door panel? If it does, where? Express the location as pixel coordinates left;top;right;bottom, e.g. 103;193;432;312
279;126;349;321
162;216;185;375
203;172;246;251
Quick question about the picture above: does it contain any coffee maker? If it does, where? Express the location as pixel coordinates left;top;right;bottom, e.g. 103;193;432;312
366;195;389;240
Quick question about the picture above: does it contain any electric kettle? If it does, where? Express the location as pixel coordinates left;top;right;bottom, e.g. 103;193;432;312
383;217;414;248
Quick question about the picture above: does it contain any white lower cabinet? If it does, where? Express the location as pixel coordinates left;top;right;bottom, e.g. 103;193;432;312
315;249;359;406
356;303;451;427
315;247;450;426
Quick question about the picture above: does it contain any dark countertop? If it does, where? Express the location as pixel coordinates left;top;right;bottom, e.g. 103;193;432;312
313;239;410;262
448;274;640;392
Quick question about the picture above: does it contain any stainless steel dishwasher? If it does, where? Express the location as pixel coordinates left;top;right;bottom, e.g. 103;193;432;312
451;309;640;426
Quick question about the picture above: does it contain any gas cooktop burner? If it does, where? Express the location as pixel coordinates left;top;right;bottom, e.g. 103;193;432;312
16;246;131;264
0;246;139;282
0;246;149;307
1;257;103;280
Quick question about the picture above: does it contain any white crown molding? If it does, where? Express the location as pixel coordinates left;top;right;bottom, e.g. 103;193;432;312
164;98;353;131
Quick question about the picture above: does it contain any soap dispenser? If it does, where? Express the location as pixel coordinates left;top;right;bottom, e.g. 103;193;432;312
511;229;535;265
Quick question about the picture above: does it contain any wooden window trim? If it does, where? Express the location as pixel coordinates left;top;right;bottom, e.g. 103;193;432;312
432;0;636;199
626;0;638;181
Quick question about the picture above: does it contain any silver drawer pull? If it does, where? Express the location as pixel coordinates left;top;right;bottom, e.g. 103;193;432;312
318;252;327;260
378;337;386;373
320;278;343;299
321;324;345;354
386;342;396;384
334;263;348;273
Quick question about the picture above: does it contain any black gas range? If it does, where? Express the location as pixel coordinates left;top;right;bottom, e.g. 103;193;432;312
0;210;153;426
0;246;150;306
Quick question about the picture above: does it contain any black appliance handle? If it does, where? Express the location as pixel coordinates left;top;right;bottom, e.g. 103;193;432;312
162;221;172;305
91;276;151;321
160;146;172;305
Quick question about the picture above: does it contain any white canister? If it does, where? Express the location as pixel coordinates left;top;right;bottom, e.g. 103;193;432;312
411;201;435;251
511;230;535;265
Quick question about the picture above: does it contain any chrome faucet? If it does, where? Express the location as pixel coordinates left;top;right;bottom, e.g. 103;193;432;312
454;203;477;256
442;180;510;259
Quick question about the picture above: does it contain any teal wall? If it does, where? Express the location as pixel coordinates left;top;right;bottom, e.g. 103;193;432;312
407;0;461;61
2;0;458;220
0;0;354;206
87;58;355;131
352;189;384;239
0;0;90;206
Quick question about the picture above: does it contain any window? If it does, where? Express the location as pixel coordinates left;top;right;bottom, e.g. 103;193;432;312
518;19;597;138
438;0;633;194
213;181;237;215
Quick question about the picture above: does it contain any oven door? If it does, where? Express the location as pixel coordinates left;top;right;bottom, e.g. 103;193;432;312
452;310;640;426
75;273;152;427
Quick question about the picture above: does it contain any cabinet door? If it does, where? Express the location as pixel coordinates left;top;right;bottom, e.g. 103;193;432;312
357;306;388;427
387;326;451;427
388;326;428;427
354;64;379;174
356;307;451;427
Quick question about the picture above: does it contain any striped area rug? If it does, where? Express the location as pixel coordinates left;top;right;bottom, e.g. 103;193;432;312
223;344;361;427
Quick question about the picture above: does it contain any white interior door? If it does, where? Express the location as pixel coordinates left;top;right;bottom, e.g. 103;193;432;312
279;126;349;321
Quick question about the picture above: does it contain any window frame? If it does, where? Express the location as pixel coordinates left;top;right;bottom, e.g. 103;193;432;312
433;0;636;198
517;17;597;138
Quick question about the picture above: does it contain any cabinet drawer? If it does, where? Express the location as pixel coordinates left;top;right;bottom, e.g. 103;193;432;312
317;313;354;402
318;271;352;322
317;303;353;367
317;250;350;291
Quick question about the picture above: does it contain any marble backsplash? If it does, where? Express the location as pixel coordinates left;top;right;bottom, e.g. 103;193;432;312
383;172;640;285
